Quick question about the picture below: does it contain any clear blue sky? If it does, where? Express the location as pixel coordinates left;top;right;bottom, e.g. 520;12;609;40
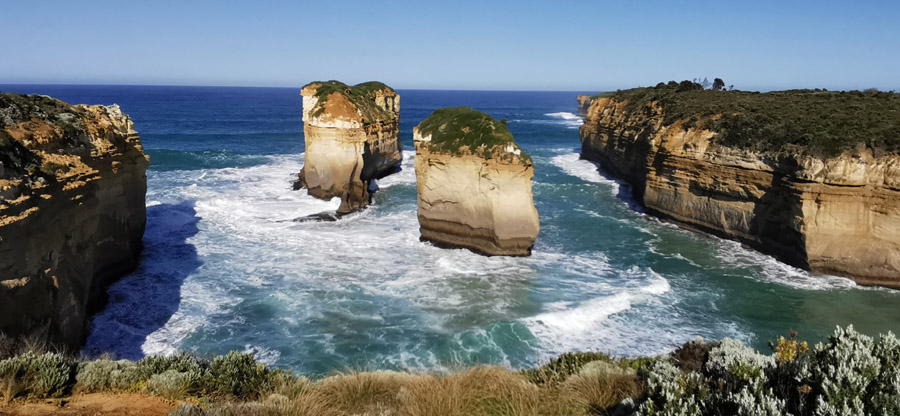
2;0;898;91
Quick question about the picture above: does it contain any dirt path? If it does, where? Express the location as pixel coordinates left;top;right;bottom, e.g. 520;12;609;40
0;393;176;415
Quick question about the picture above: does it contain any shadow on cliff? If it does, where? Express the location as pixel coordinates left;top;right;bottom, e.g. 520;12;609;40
82;201;202;360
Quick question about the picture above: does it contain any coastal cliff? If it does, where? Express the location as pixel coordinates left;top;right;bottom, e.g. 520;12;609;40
580;83;900;288
576;95;594;117
0;93;149;348
298;81;402;214
414;107;539;256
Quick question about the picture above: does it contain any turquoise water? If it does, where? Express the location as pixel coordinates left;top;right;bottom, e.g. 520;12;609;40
3;85;899;374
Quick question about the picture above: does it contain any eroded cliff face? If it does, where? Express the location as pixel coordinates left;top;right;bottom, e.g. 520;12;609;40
298;81;402;214
580;97;900;288
414;108;539;256
0;93;149;348
576;95;594;117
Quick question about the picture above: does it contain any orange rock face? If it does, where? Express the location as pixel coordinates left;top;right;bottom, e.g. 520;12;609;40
0;94;149;347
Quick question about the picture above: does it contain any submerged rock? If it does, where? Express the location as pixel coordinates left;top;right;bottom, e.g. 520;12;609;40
297;81;402;214
414;107;539;256
0;93;149;347
579;86;900;288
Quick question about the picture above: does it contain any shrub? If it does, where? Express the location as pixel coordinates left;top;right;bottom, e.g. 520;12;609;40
147;369;200;400
608;84;900;157
868;331;900;414
76;359;140;392
109;360;142;391
522;352;611;385
672;338;720;373
635;359;706;416
809;325;880;415
0;352;74;398
202;351;272;399
137;352;204;381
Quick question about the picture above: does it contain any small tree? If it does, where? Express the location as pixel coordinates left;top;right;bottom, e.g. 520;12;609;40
713;78;726;91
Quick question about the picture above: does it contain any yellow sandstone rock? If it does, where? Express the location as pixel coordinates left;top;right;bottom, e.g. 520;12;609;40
580;96;900;288
298;81;402;214
414;107;539;256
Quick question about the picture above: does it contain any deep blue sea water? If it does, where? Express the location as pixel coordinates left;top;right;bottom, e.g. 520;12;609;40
3;85;900;374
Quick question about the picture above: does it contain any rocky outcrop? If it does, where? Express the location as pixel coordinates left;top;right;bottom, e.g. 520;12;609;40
580;94;900;288
414;107;539;256
577;95;594;117
0;93;149;348
297;81;402;214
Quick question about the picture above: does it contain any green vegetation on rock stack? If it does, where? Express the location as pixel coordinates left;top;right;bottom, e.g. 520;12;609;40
609;82;900;157
304;80;395;120
417;106;530;162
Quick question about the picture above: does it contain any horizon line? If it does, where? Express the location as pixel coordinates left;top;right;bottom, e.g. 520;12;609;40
0;82;605;93
1;82;896;94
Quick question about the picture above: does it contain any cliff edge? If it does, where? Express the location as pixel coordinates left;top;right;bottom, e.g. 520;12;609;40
414;107;539;256
580;82;900;288
0;93;149;348
297;81;402;214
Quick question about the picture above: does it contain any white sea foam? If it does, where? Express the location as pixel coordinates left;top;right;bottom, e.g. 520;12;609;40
713;239;857;291
522;266;672;359
544;112;584;128
550;153;619;193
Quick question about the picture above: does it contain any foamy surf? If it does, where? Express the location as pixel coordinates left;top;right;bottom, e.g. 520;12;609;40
544;112;584;128
522;267;672;359
550;152;621;195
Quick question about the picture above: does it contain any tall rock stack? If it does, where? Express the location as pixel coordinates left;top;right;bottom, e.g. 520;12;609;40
414;107;539;256
298;81;402;214
0;93;149;348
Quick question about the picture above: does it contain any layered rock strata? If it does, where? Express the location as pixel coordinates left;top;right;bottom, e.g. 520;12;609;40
580;93;900;288
577;95;594;117
298;81;402;214
0;93;149;347
414;107;539;256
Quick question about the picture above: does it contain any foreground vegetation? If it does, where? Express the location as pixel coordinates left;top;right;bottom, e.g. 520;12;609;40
1;326;897;415
607;82;900;157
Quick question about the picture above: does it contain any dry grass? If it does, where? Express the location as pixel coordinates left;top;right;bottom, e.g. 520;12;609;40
197;364;644;416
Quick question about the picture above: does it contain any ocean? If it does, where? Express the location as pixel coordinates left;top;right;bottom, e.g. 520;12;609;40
3;85;899;374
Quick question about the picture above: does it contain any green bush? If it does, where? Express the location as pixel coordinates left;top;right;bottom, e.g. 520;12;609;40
607;83;900;157
415;106;531;163
202;351;273;399
521;351;611;385
0;352;74;398
137;351;204;381
147;369;200;400
628;326;900;416
76;359;139;392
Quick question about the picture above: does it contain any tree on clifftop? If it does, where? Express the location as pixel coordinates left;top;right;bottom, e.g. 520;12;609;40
713;78;726;91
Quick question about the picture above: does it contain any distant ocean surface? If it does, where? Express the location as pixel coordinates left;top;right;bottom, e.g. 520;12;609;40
3;85;899;374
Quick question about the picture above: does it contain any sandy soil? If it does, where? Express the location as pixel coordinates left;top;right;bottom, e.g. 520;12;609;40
0;393;177;415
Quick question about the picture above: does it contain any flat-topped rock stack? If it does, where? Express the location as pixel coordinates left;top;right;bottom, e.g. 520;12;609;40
297;81;402;214
414;107;539;256
0;93;149;348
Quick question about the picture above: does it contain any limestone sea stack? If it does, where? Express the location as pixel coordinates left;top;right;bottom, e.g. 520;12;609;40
580;82;900;288
0;93;149;348
298;81;402;214
414;107;539;256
